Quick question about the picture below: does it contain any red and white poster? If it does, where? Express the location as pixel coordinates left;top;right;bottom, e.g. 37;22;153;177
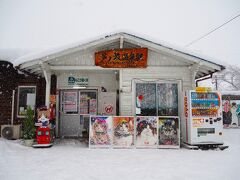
63;91;78;112
99;92;116;115
89;99;97;115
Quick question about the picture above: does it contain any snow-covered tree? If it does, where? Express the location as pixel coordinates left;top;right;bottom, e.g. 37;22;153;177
213;65;240;90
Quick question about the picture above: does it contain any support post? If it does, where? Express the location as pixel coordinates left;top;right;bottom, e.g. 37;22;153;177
11;90;15;125
40;62;51;108
190;62;200;89
45;75;51;108
120;36;124;49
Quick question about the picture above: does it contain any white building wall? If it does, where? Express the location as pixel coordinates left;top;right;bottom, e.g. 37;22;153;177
57;70;118;92
53;48;193;116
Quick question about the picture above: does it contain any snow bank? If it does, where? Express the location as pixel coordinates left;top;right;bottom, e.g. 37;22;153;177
0;129;240;180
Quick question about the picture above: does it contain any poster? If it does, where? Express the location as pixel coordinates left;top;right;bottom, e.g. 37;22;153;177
89;116;112;148
222;99;240;127
113;116;135;148
158;116;180;148
89;99;97;115
99;92;116;115
136;116;158;148
63;91;78;112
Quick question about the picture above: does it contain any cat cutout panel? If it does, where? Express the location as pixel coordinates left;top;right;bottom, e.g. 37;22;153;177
136;116;158;148
89;116;112;148
113;116;135;148
158;116;180;148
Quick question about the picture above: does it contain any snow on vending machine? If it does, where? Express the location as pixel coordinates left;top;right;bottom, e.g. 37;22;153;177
181;87;224;147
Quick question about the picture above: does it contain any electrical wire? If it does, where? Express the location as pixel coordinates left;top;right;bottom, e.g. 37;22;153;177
185;13;240;47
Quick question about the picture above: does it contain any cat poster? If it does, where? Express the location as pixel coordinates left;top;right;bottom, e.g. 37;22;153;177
136;116;158;148
113;116;135;148
158;116;180;148
89;116;112;148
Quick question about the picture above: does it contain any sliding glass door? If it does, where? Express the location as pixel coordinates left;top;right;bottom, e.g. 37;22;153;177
136;82;178;116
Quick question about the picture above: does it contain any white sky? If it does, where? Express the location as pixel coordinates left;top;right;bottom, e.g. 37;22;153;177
0;0;240;65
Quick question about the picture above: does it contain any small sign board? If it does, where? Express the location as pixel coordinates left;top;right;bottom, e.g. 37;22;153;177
68;76;88;86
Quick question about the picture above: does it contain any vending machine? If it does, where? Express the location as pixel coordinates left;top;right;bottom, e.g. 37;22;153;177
181;87;223;146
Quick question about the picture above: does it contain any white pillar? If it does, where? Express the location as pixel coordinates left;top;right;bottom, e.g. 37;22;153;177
40;61;51;108
45;76;51;108
190;63;200;89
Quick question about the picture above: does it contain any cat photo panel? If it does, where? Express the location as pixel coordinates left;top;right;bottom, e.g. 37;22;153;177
158;116;180;148
136;116;158;148
89;116;112;148
113;116;135;148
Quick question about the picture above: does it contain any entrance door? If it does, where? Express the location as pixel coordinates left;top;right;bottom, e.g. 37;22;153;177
59;89;97;137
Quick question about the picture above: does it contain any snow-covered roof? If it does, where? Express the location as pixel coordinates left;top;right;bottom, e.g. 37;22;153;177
221;91;240;96
0;48;39;62
13;31;225;78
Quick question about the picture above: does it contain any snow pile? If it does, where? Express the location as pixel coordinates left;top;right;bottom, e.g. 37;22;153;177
0;129;240;180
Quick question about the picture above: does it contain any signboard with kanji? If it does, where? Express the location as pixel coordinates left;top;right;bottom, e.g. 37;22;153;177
95;48;148;68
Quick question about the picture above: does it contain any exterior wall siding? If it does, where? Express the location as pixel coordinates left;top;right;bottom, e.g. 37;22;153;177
57;70;118;92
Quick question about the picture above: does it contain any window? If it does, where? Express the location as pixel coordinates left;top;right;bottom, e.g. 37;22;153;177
157;83;178;116
61;91;78;114
17;86;36;117
135;82;178;116
136;83;157;116
80;91;97;115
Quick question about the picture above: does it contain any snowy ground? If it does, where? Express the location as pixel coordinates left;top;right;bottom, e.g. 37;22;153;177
0;129;240;180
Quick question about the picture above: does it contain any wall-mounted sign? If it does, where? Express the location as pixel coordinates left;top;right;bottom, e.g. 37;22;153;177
68;76;88;86
95;48;148;68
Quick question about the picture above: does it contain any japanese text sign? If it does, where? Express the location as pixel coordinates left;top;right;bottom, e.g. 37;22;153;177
95;48;148;68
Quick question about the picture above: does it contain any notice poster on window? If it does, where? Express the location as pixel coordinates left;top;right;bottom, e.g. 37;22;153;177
89;99;97;115
89;116;112;148
80;94;89;114
113;116;135;148
63;91;78;112
158;116;180;148
136;116;157;148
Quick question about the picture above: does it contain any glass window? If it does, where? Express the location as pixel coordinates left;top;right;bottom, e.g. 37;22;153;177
17;86;36;117
62;91;78;114
80;91;97;115
135;82;178;116
136;83;157;116
157;83;178;116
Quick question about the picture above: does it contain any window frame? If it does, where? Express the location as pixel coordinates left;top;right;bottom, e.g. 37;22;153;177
133;79;181;116
17;85;36;118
